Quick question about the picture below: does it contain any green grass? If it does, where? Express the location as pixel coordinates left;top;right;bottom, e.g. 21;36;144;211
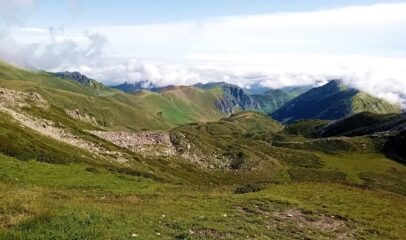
1;179;405;239
1;60;406;239
320;153;405;184
0;61;224;130
0;154;158;194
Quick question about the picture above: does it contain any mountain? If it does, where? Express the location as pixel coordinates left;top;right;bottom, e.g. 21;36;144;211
271;80;401;123
52;71;106;89
194;82;261;114
243;83;272;94
252;86;310;114
318;112;406;137
0;61;225;130
1;60;406;239
111;80;159;92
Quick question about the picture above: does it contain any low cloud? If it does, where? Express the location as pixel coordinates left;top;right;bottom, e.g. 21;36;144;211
0;27;107;69
70;55;405;108
0;2;405;107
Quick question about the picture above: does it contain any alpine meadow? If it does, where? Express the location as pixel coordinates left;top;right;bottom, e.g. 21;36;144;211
0;1;405;240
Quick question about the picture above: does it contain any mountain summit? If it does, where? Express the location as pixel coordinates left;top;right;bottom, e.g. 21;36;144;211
271;80;401;123
194;82;261;114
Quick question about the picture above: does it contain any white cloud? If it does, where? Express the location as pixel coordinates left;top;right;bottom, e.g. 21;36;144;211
0;27;107;69
0;2;405;106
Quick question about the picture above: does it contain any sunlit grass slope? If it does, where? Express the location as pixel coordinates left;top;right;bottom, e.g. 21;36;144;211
0;61;224;130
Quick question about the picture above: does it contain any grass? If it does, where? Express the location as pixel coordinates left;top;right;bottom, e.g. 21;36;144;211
0;61;224;130
1;179;405;239
320;153;406;184
0;154;158;194
1;61;406;239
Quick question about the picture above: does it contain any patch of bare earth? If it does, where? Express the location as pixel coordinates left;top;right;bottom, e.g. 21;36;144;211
91;130;229;168
271;209;354;239
0;87;127;163
65;108;100;127
192;228;233;239
236;205;356;239
90;131;177;157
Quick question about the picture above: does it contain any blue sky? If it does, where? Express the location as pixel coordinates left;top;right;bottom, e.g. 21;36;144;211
28;0;406;26
1;0;406;105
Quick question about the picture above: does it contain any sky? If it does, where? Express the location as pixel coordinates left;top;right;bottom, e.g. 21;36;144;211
0;0;406;106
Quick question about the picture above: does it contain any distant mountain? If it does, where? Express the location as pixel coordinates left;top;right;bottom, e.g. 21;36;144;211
272;80;401;123
194;82;261;114
243;83;272;95
280;85;312;96
53;71;105;89
111;81;159;92
252;86;311;114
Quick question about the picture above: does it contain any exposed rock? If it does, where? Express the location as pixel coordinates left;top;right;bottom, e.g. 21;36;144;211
65;109;99;126
0;87;48;109
90;131;177;158
195;82;261;115
0;87;127;163
55;71;92;85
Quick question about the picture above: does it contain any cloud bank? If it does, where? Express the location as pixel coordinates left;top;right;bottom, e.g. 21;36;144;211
0;2;405;106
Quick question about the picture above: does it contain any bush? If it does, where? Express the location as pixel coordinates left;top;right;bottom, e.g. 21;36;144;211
85;166;99;173
225;147;247;170
234;183;265;194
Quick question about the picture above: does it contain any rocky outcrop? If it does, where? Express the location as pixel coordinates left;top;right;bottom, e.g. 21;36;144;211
55;71;92;85
0;87;127;163
65;109;99;127
0;87;48;109
90;131;177;157
195;82;261;115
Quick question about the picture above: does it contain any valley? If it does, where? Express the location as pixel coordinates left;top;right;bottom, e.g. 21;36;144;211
0;61;405;239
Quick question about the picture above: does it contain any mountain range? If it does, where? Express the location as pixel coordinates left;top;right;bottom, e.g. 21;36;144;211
0;59;405;239
112;77;401;123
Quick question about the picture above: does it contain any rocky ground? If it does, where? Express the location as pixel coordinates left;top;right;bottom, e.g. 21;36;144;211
0;87;128;163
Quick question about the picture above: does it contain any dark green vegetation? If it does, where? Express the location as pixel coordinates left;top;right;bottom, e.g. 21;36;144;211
272;80;401;123
252;86;310;114
194;82;260;114
384;130;406;164
319;112;406;137
0;61;405;239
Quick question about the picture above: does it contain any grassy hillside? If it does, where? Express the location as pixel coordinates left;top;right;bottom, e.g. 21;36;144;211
272;80;401;123
252;87;310;114
318;112;406;137
1;60;406;239
1;111;406;238
252;89;291;114
0;61;224;130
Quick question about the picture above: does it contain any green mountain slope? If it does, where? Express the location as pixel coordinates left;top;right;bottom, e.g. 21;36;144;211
271;80;401;123
252;86;309;114
318;112;406;137
1;60;406;239
0;61;225;130
195;82;261;114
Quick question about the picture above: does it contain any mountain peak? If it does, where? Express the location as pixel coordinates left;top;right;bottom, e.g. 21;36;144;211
55;71;92;85
272;80;400;123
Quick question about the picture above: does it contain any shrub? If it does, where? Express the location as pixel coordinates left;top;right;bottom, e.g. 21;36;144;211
85;166;99;173
234;183;265;194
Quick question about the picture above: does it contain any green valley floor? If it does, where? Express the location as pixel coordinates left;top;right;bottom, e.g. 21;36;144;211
0;153;405;240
